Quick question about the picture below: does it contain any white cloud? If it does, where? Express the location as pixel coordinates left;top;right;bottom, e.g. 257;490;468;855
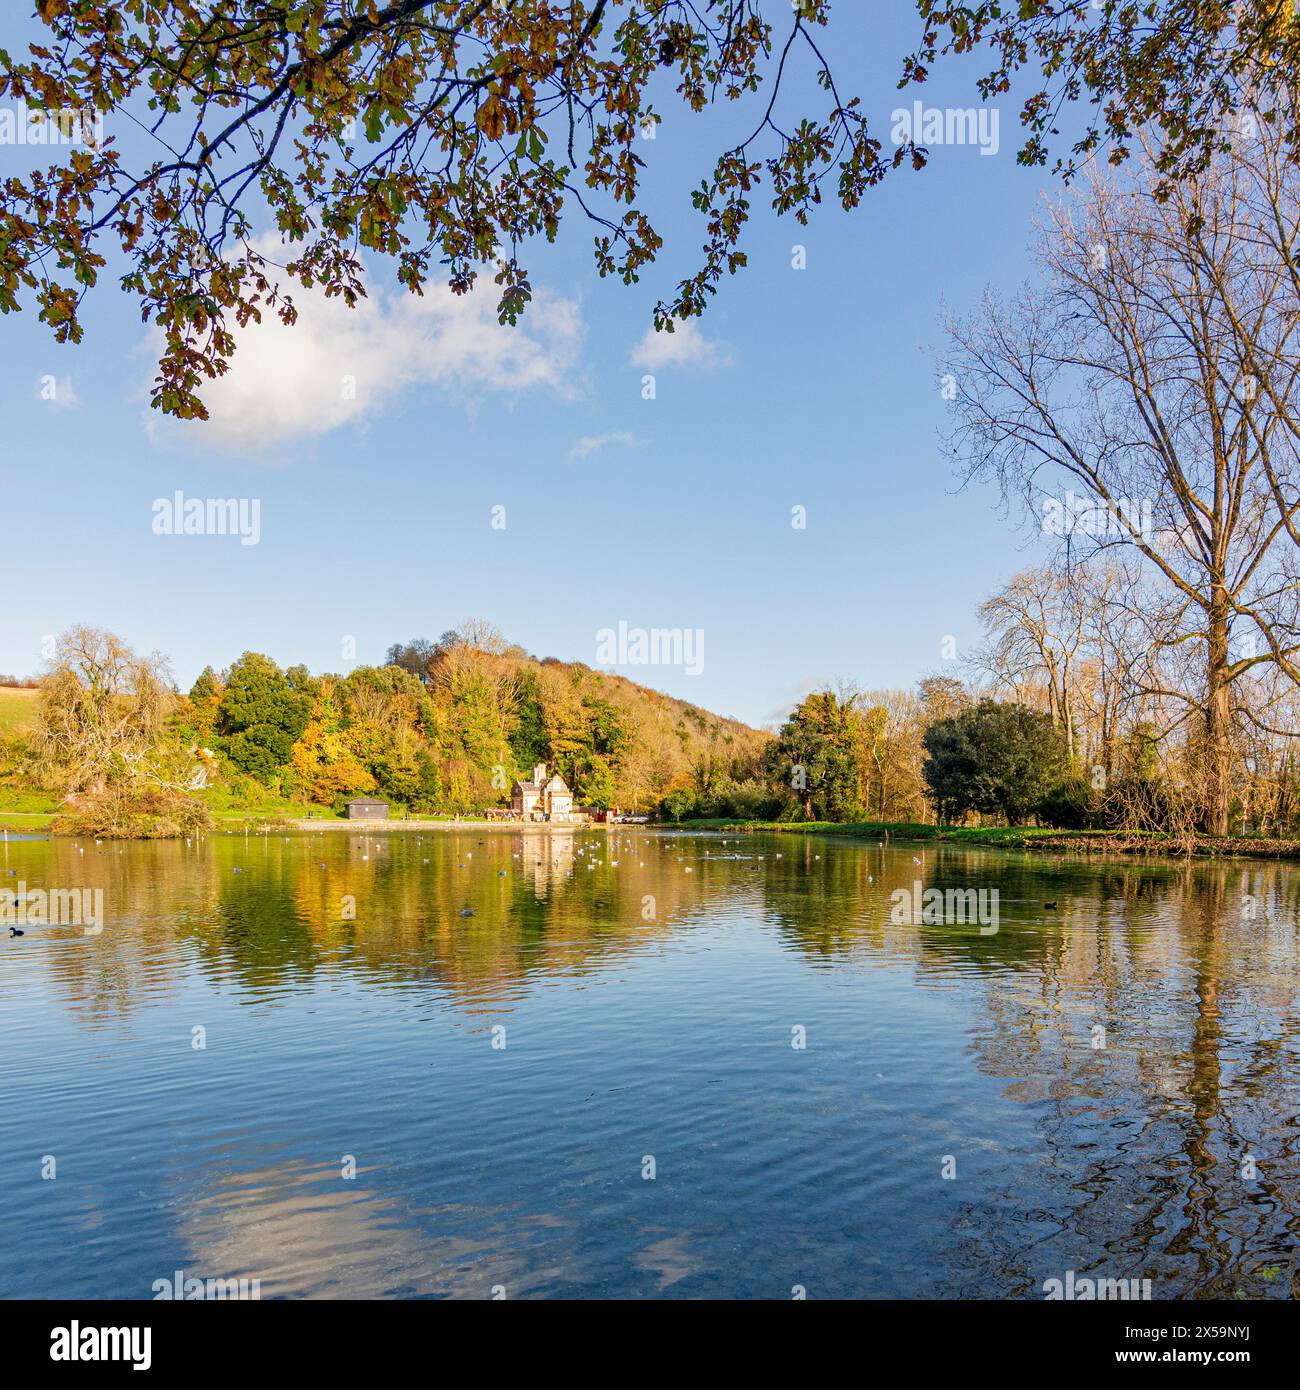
569;430;641;460
144;263;585;453
629;318;733;372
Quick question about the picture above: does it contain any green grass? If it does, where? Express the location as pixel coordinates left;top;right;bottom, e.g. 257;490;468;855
0;686;39;736
0;690;53;829
0;787;60;814
0;812;55;831
0;786;58;831
673;818;1298;859
676;818;1070;846
0;780;57;832
0;784;344;834
198;786;345;824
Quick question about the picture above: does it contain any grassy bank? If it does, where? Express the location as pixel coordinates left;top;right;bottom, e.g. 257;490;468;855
0;786;349;836
0;788;58;833
676;818;1300;861
199;787;345;830
679;818;1061;847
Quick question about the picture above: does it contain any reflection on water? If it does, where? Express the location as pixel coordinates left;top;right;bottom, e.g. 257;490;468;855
2;829;1299;1299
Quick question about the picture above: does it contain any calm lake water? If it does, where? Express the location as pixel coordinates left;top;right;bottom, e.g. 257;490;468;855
2;828;1298;1300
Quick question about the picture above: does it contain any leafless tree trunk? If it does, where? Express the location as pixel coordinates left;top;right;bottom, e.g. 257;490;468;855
940;92;1300;835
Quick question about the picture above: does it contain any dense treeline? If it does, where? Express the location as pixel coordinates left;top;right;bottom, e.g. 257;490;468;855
6;621;769;830
739;679;1074;832
9;610;1300;838
958;562;1300;838
741;562;1300;838
11;604;1299;838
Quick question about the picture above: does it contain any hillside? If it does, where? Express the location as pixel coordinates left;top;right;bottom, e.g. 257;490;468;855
363;640;774;815
0;686;39;735
1;629;774;827
172;627;776;818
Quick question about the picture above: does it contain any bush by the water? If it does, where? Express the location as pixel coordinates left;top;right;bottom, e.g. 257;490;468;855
53;786;214;839
1037;776;1101;829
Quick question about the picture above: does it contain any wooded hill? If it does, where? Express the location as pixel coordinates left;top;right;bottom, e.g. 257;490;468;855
10;622;771;820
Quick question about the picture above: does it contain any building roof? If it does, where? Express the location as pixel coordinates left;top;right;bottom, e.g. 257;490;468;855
543;774;571;793
512;780;539;794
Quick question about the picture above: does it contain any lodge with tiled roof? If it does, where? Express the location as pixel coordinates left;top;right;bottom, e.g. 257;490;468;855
510;763;575;822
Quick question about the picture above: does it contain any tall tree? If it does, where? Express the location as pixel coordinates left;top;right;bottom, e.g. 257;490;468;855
942;104;1300;834
217;652;315;783
772;689;861;821
974;568;1089;759
385;638;438;684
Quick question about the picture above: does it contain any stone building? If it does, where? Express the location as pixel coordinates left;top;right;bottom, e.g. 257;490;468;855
511;764;574;821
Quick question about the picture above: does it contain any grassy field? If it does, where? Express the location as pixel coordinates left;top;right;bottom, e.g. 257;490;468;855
0;686;39;736
0;786;59;833
0;689;48;828
199;787;346;827
0;776;350;835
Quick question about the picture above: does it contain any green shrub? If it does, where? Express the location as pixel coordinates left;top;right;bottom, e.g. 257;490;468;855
1038;776;1100;829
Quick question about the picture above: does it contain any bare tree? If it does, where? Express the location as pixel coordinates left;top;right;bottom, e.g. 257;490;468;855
941;97;1300;834
972;567;1089;758
33;627;176;795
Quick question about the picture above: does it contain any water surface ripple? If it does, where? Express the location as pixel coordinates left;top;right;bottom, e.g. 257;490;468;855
2;830;1298;1299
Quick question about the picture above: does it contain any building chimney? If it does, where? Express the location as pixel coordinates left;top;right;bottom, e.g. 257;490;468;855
533;763;547;785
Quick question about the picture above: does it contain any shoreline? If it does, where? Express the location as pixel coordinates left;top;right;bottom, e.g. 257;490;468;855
675;819;1300;862
287;818;610;832
9;812;1300;861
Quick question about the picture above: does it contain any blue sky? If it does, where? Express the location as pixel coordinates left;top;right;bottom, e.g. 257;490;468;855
0;5;1063;727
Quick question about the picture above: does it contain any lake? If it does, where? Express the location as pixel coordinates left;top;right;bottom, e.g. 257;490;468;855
2;828;1298;1299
